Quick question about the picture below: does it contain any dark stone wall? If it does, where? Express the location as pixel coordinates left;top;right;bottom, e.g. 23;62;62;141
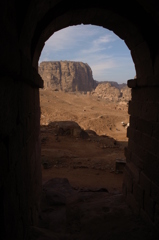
0;2;43;236
123;81;159;227
0;77;42;239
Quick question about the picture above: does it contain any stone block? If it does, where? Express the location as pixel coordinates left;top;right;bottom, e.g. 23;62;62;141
126;193;140;216
131;152;143;170
140;172;151;197
128;100;142;117
126;126;134;139
140;87;159;102
8;129;22;168
133;182;144;208
144;152;159;185
127;79;137;88
127;161;140;183
124;146;132;162
141;102;158;122
143;193;155;221
0;77;18;136
134;129;142;145
137;118;153;136
129;117;152;136
128;139;146;161
129;115;138;129
123;166;133;193
140;208;154;227
152;123;159;140
149;86;159;102
151;182;159;205
141;134;158;155
154;204;159;229
0;141;8;186
132;87;152;102
132;41;151;62
141;59;154;78
131;88;141;101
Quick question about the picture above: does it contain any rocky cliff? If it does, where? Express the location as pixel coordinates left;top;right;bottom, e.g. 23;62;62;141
39;61;97;92
95;81;127;90
39;61;131;102
92;82;131;102
92;83;122;101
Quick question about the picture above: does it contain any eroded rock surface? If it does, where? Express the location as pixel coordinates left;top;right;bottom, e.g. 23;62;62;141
92;82;131;102
39;61;97;92
39;61;131;102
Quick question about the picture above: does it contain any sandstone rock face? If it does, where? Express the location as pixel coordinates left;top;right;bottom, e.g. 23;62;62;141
92;82;131;102
39;61;97;92
39;61;131;101
96;81;127;90
120;86;131;102
93;83;122;101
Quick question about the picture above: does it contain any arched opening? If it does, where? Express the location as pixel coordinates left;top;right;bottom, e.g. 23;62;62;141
31;20;158;237
25;4;159;238
39;24;135;193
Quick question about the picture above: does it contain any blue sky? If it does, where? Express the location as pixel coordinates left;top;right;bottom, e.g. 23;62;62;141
39;24;136;84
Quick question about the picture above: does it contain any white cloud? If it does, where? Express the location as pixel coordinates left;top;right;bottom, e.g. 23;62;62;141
44;25;103;51
94;34;115;44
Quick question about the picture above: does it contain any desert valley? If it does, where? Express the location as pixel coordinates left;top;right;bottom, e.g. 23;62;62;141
39;61;130;192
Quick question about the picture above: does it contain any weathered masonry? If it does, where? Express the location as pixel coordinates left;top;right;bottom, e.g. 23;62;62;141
1;0;159;239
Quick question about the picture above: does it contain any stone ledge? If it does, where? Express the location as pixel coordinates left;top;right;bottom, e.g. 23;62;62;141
127;79;137;88
128;76;159;88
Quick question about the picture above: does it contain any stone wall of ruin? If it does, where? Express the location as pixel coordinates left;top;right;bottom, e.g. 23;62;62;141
0;56;43;239
123;81;159;228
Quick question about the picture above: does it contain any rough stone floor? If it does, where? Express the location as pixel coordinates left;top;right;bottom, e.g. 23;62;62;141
30;178;158;240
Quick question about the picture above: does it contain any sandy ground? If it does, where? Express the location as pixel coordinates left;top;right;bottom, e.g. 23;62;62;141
40;89;129;191
40;90;129;141
32;90;158;239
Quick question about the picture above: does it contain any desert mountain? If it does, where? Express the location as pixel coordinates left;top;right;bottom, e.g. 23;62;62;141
92;82;131;102
39;61;131;102
39;61;97;92
95;80;127;90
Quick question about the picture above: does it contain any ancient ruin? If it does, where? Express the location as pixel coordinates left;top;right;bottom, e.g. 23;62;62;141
1;0;159;239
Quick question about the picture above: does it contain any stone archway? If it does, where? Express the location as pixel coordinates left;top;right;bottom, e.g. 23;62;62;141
1;1;159;239
27;2;159;225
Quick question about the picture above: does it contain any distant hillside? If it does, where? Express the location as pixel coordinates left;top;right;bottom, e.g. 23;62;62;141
92;82;131;102
39;61;131;102
95;80;127;90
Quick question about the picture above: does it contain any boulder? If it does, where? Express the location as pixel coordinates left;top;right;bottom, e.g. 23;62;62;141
43;178;74;198
48;121;89;138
